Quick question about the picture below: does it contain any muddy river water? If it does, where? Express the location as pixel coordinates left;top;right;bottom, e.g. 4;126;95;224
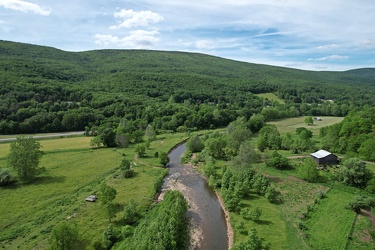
158;142;228;250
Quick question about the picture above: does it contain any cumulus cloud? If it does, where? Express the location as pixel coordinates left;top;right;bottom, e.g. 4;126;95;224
95;30;160;48
0;0;51;15
308;55;349;61
110;9;163;30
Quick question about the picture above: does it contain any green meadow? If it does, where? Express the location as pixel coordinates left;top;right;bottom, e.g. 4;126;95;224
268;116;344;135
256;93;286;104
0;133;191;249
204;116;374;250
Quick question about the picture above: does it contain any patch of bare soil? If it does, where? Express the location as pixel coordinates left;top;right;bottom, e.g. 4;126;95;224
355;210;375;243
361;209;375;227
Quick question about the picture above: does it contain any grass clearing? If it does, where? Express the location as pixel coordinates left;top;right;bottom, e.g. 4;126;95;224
230;195;287;249
304;189;356;250
0;134;179;249
256;93;285;104
347;212;375;250
268;116;344;135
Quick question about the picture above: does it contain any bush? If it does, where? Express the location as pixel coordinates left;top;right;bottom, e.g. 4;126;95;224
123;169;135;178
338;158;372;188
266;151;289;169
159;151;170;166
0;168;14;186
123;201;138;225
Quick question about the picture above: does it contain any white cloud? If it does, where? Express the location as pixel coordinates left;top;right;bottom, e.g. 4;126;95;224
95;30;160;48
110;9;163;30
0;0;51;15
361;39;375;48
315;44;339;50
308;55;349;61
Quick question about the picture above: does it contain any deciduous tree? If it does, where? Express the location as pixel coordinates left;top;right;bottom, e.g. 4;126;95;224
298;158;319;182
49;222;81;250
338;158;372;188
7;135;44;182
304;116;314;125
135;144;146;158
99;183;117;205
159;151;170;166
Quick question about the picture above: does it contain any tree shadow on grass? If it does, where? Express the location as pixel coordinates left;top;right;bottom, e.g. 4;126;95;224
257;219;273;225
33;176;66;185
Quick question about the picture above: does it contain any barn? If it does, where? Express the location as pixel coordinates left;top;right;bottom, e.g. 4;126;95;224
310;150;338;165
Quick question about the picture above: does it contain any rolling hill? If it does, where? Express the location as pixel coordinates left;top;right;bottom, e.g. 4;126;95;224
0;40;374;134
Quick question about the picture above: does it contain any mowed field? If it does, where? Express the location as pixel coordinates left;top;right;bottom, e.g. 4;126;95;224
268;116;344;135
0;134;189;249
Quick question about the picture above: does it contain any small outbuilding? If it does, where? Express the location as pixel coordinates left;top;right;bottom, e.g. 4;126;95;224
85;195;98;202
310;149;338;165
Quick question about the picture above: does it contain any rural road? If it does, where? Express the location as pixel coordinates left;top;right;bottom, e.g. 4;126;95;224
0;131;85;143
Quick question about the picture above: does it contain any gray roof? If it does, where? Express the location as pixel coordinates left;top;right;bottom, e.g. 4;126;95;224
311;149;333;159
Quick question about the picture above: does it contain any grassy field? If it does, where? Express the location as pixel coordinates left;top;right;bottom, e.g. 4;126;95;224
230;195;287;249
208;116;373;249
304;189;357;249
268;116;344;135
0;132;193;249
256;93;286;104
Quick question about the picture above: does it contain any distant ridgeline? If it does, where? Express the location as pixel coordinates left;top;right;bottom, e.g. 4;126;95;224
0;40;374;135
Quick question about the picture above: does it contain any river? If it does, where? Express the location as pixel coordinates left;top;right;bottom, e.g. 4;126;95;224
159;142;229;250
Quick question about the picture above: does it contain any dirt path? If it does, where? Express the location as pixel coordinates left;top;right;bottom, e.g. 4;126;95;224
361;209;375;227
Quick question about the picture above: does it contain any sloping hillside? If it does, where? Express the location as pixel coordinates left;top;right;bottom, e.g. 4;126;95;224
0;40;374;134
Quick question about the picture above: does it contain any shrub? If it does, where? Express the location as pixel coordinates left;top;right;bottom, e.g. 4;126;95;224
0;168;14;186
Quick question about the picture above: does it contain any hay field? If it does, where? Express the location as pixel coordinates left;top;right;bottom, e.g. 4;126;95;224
268;116;344;135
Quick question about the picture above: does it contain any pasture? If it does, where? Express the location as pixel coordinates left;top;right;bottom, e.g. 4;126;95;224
256;93;286;104
268;116;344;135
0;133;190;249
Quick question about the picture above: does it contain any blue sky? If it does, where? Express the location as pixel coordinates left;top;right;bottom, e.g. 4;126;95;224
1;0;375;71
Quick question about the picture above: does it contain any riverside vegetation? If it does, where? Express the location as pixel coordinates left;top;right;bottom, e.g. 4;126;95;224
0;40;375;249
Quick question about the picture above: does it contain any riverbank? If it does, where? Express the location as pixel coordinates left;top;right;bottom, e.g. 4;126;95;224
215;189;234;249
187;163;234;249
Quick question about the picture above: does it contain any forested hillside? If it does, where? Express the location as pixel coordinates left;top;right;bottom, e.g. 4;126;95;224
0;40;374;135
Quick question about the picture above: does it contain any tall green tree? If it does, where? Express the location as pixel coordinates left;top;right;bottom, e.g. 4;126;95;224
257;125;281;151
298;158;319;182
159;151;170;166
49;222;81;250
304;116;314;125
7;135;44;182
145;124;156;141
338;158;372;188
99;183;117;205
100;128;117;147
135;144;146;158
231;141;260;170
187;135;204;152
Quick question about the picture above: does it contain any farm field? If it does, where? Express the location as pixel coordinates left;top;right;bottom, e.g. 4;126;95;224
268;116;344;135
256;93;286;104
0;133;191;249
208;116;374;249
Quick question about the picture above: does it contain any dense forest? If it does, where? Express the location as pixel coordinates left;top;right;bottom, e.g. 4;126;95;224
0;40;374;136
